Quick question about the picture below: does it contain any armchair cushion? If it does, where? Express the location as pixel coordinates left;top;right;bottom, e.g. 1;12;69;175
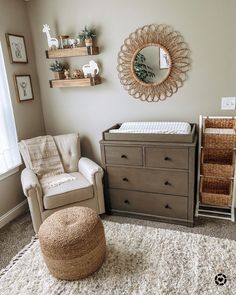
54;134;80;173
41;172;93;210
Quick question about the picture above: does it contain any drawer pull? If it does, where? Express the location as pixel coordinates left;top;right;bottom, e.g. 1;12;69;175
123;177;129;182
164;156;171;161
164;181;171;186
165;204;171;209
121;154;127;159
124;200;130;205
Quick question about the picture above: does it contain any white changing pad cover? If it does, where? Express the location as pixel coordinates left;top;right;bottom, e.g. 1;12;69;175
110;122;191;134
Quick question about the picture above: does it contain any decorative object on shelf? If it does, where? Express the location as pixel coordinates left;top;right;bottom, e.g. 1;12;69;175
196;116;236;222
49;60;66;79
64;69;70;79
68;38;80;48
58;35;70;49
42;24;59;50
82;60;99;78
5;33;28;63
117;24;191;102
78;26;96;47
14;75;34;102
71;69;83;79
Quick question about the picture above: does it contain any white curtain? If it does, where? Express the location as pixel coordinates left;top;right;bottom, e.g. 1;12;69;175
0;43;21;175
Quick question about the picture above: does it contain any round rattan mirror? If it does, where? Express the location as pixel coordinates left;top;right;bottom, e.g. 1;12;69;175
117;24;191;102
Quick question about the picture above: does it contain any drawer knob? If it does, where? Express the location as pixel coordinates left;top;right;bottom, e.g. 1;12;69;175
123;177;129;182
164;156;171;161
124;200;130;204
121;154;127;159
164;181;171;186
165;204;171;209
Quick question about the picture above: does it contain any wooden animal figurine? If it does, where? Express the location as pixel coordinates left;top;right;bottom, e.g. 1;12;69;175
64;69;70;79
82;60;99;78
42;24;59;50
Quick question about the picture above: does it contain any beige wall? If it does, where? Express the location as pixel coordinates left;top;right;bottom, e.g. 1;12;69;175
27;0;236;163
0;0;45;217
0;0;235;219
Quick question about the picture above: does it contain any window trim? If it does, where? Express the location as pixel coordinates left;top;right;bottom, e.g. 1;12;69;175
0;165;20;181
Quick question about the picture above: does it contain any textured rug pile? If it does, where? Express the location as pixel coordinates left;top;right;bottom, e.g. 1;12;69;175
0;220;236;295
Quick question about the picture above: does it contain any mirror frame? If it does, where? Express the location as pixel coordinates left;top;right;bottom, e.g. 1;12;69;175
117;24;191;102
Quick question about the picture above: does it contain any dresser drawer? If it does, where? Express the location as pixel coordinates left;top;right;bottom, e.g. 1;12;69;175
107;167;188;196
105;146;142;166
109;189;188;219
145;147;188;169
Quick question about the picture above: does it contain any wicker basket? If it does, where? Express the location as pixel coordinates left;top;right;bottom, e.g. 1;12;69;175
200;177;232;207
203;118;236;149
201;149;235;178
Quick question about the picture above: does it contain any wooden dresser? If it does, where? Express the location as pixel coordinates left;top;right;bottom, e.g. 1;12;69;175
100;124;197;227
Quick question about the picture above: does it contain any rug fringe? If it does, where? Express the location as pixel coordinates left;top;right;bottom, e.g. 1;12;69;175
0;236;38;279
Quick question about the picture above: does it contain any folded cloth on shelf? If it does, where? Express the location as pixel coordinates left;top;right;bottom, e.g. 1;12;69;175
205;128;235;135
109;122;191;134
20;135;64;178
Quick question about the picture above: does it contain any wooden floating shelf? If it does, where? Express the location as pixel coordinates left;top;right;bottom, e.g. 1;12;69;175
46;47;99;58
49;76;101;88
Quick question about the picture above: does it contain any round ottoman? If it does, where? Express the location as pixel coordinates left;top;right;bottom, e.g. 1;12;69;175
38;206;106;280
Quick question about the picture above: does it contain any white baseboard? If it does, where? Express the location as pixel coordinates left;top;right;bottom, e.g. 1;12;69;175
0;200;28;229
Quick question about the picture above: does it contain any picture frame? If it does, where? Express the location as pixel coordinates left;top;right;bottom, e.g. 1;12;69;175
5;33;28;63
159;47;170;69
14;75;34;102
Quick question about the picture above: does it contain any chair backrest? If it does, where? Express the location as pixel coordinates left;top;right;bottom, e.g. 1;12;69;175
53;133;81;173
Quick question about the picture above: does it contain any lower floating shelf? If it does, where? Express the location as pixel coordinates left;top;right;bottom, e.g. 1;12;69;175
49;76;101;88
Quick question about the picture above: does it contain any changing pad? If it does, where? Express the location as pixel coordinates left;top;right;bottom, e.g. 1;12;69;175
109;122;191;134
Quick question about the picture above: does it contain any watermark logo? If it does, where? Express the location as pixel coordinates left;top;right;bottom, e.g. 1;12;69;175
215;273;227;286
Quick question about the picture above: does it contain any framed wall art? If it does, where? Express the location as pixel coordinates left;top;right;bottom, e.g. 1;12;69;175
14;75;34;102
6;33;28;63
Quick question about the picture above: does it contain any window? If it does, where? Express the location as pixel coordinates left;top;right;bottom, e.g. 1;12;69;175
0;42;21;175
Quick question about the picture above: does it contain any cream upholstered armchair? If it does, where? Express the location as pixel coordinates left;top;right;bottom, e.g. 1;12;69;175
19;133;105;233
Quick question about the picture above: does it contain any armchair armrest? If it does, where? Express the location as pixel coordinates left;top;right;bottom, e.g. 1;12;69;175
78;157;103;184
21;168;42;198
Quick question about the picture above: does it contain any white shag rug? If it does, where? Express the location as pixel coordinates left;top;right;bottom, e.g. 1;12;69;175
0;221;236;295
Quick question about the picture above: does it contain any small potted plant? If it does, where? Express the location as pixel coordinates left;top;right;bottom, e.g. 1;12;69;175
50;60;66;79
78;26;96;47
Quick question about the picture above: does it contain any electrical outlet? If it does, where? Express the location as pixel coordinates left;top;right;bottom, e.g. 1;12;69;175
221;97;236;110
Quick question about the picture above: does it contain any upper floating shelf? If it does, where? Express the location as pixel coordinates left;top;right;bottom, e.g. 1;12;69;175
45;47;99;59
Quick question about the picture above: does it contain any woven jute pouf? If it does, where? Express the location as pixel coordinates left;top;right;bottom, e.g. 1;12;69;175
38;206;106;280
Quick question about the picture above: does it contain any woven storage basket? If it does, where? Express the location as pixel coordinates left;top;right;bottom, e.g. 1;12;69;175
200;177;232;207
201;149;235;178
203;118;236;149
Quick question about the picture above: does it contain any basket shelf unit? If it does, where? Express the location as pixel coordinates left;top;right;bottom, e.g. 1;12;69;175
195;116;236;221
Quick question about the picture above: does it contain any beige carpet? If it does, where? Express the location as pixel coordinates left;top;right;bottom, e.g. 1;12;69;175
0;220;236;295
1;212;236;271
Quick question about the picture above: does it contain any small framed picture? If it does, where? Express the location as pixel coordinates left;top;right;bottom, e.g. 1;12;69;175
159;47;170;69
6;33;28;63
14;75;34;102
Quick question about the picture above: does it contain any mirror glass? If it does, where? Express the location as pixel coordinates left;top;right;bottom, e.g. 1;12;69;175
133;45;170;84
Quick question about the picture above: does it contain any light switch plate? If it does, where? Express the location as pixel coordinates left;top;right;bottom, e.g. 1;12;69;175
221;97;236;110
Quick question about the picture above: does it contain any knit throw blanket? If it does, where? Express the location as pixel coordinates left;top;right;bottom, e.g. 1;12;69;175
21;135;65;178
